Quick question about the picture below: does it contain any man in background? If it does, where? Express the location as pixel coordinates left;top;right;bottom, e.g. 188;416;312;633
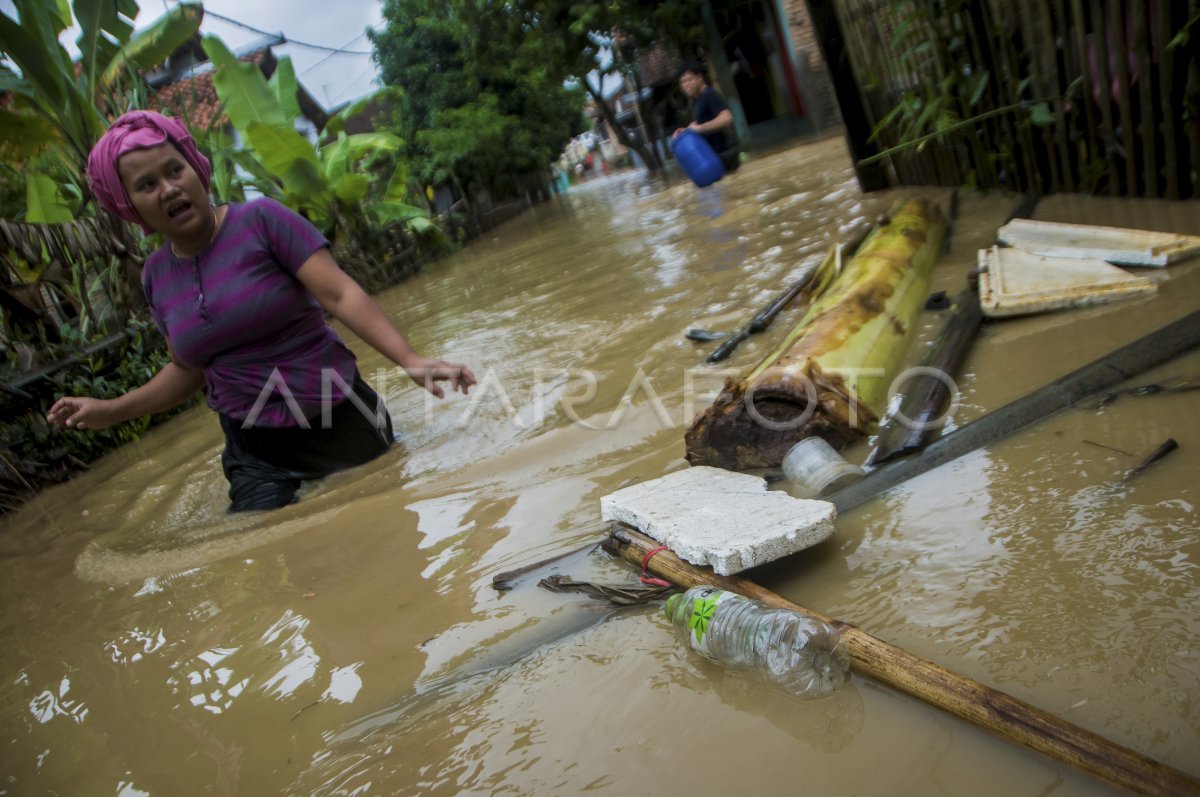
673;61;740;173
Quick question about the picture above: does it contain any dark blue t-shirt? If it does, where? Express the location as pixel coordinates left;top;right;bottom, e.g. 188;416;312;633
694;86;733;154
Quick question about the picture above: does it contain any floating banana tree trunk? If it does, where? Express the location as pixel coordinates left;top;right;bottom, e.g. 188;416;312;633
686;198;947;469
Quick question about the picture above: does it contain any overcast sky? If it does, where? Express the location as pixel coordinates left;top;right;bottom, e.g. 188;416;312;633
2;0;385;111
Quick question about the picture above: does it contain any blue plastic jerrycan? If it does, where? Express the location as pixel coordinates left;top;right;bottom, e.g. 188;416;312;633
671;129;725;187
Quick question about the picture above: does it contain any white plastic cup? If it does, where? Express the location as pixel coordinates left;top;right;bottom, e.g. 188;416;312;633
782;437;865;497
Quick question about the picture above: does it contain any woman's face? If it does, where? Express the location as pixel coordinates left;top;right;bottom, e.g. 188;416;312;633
117;143;210;244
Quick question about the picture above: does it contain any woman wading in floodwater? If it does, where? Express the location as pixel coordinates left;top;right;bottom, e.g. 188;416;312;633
47;111;476;511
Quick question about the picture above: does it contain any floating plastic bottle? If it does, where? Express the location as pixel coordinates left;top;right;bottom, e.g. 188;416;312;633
664;586;850;699
671;129;725;187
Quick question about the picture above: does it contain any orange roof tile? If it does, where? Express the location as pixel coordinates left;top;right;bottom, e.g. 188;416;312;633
147;51;270;131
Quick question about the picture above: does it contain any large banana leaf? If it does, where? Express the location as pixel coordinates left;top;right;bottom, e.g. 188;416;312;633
53;0;73;27
344;132;402;159
244;121;323;188
320;133;354;186
267;56;303;124
320;131;402;186
406;216;437;236
370;200;428;226
229;150;284;198
0;2;75;115
333;173;371;206
99;2;203;89
73;0;138;100
203;36;290;138
26;175;75;224
383;161;409;202
0;0;105;157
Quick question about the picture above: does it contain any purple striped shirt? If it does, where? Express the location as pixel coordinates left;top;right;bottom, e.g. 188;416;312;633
142;198;357;427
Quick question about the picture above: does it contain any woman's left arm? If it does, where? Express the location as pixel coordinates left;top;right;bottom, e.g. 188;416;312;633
296;248;476;398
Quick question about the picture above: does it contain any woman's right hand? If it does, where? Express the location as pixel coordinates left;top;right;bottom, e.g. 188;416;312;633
47;397;118;431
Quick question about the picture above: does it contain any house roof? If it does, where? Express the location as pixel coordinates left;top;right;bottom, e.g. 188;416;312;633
147;49;272;130
638;43;684;88
337;98;393;135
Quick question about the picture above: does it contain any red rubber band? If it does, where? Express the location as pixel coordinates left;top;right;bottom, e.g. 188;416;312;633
640;545;672;587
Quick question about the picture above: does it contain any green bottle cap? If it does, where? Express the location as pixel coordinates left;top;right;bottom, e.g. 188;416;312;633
664;592;681;618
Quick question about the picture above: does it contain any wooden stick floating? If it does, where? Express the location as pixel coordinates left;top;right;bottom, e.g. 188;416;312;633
603;526;1200;797
1123;438;1179;482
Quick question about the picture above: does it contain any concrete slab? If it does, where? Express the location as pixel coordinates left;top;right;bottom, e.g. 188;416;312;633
600;466;836;575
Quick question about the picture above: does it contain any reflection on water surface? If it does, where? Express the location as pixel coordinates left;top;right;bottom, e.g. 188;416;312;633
1;137;1197;795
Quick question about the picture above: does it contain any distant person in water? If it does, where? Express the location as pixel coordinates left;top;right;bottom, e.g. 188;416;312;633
672;61;740;173
47;110;476;512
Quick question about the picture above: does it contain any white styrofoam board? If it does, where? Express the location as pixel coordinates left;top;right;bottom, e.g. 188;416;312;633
996;218;1200;267
978;246;1156;318
600;466;836;576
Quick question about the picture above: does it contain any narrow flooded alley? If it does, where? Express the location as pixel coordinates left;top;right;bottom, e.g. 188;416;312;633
2;135;1197;795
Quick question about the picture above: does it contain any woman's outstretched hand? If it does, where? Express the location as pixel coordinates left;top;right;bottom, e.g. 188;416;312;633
402;357;477;399
46;397;118;431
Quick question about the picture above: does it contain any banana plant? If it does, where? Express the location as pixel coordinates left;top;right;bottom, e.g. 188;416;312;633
0;0;204;193
201;35;430;242
0;0;199;347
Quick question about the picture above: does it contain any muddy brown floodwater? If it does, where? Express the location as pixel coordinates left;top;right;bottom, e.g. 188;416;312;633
1;136;1197;796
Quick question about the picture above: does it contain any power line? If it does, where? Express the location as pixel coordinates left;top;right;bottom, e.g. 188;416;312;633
202;9;373;55
300;32;368;76
329;65;376;104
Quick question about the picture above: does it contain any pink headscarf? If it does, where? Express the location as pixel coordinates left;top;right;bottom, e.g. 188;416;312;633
86;110;212;233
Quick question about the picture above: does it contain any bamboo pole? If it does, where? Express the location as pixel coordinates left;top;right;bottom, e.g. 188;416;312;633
1190;0;1200;197
1090;0;1123;196
959;5;1002;187
1156;0;1178;199
604;527;1200;797
1018;0;1062;193
1133;0;1157;197
991;3;1043;193
969;2;1024;190
1039;0;1077;191
1069;0;1111;192
1109;0;1139;194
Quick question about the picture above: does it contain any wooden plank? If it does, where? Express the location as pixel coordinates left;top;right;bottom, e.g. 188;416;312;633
605;526;1200;797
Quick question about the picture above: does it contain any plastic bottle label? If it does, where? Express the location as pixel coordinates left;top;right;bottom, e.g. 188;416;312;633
687;588;735;657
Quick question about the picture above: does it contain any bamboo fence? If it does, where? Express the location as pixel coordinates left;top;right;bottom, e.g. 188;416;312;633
835;0;1199;198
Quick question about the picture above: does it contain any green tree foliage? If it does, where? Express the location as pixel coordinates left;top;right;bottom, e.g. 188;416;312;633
369;0;585;195
507;0;705;173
